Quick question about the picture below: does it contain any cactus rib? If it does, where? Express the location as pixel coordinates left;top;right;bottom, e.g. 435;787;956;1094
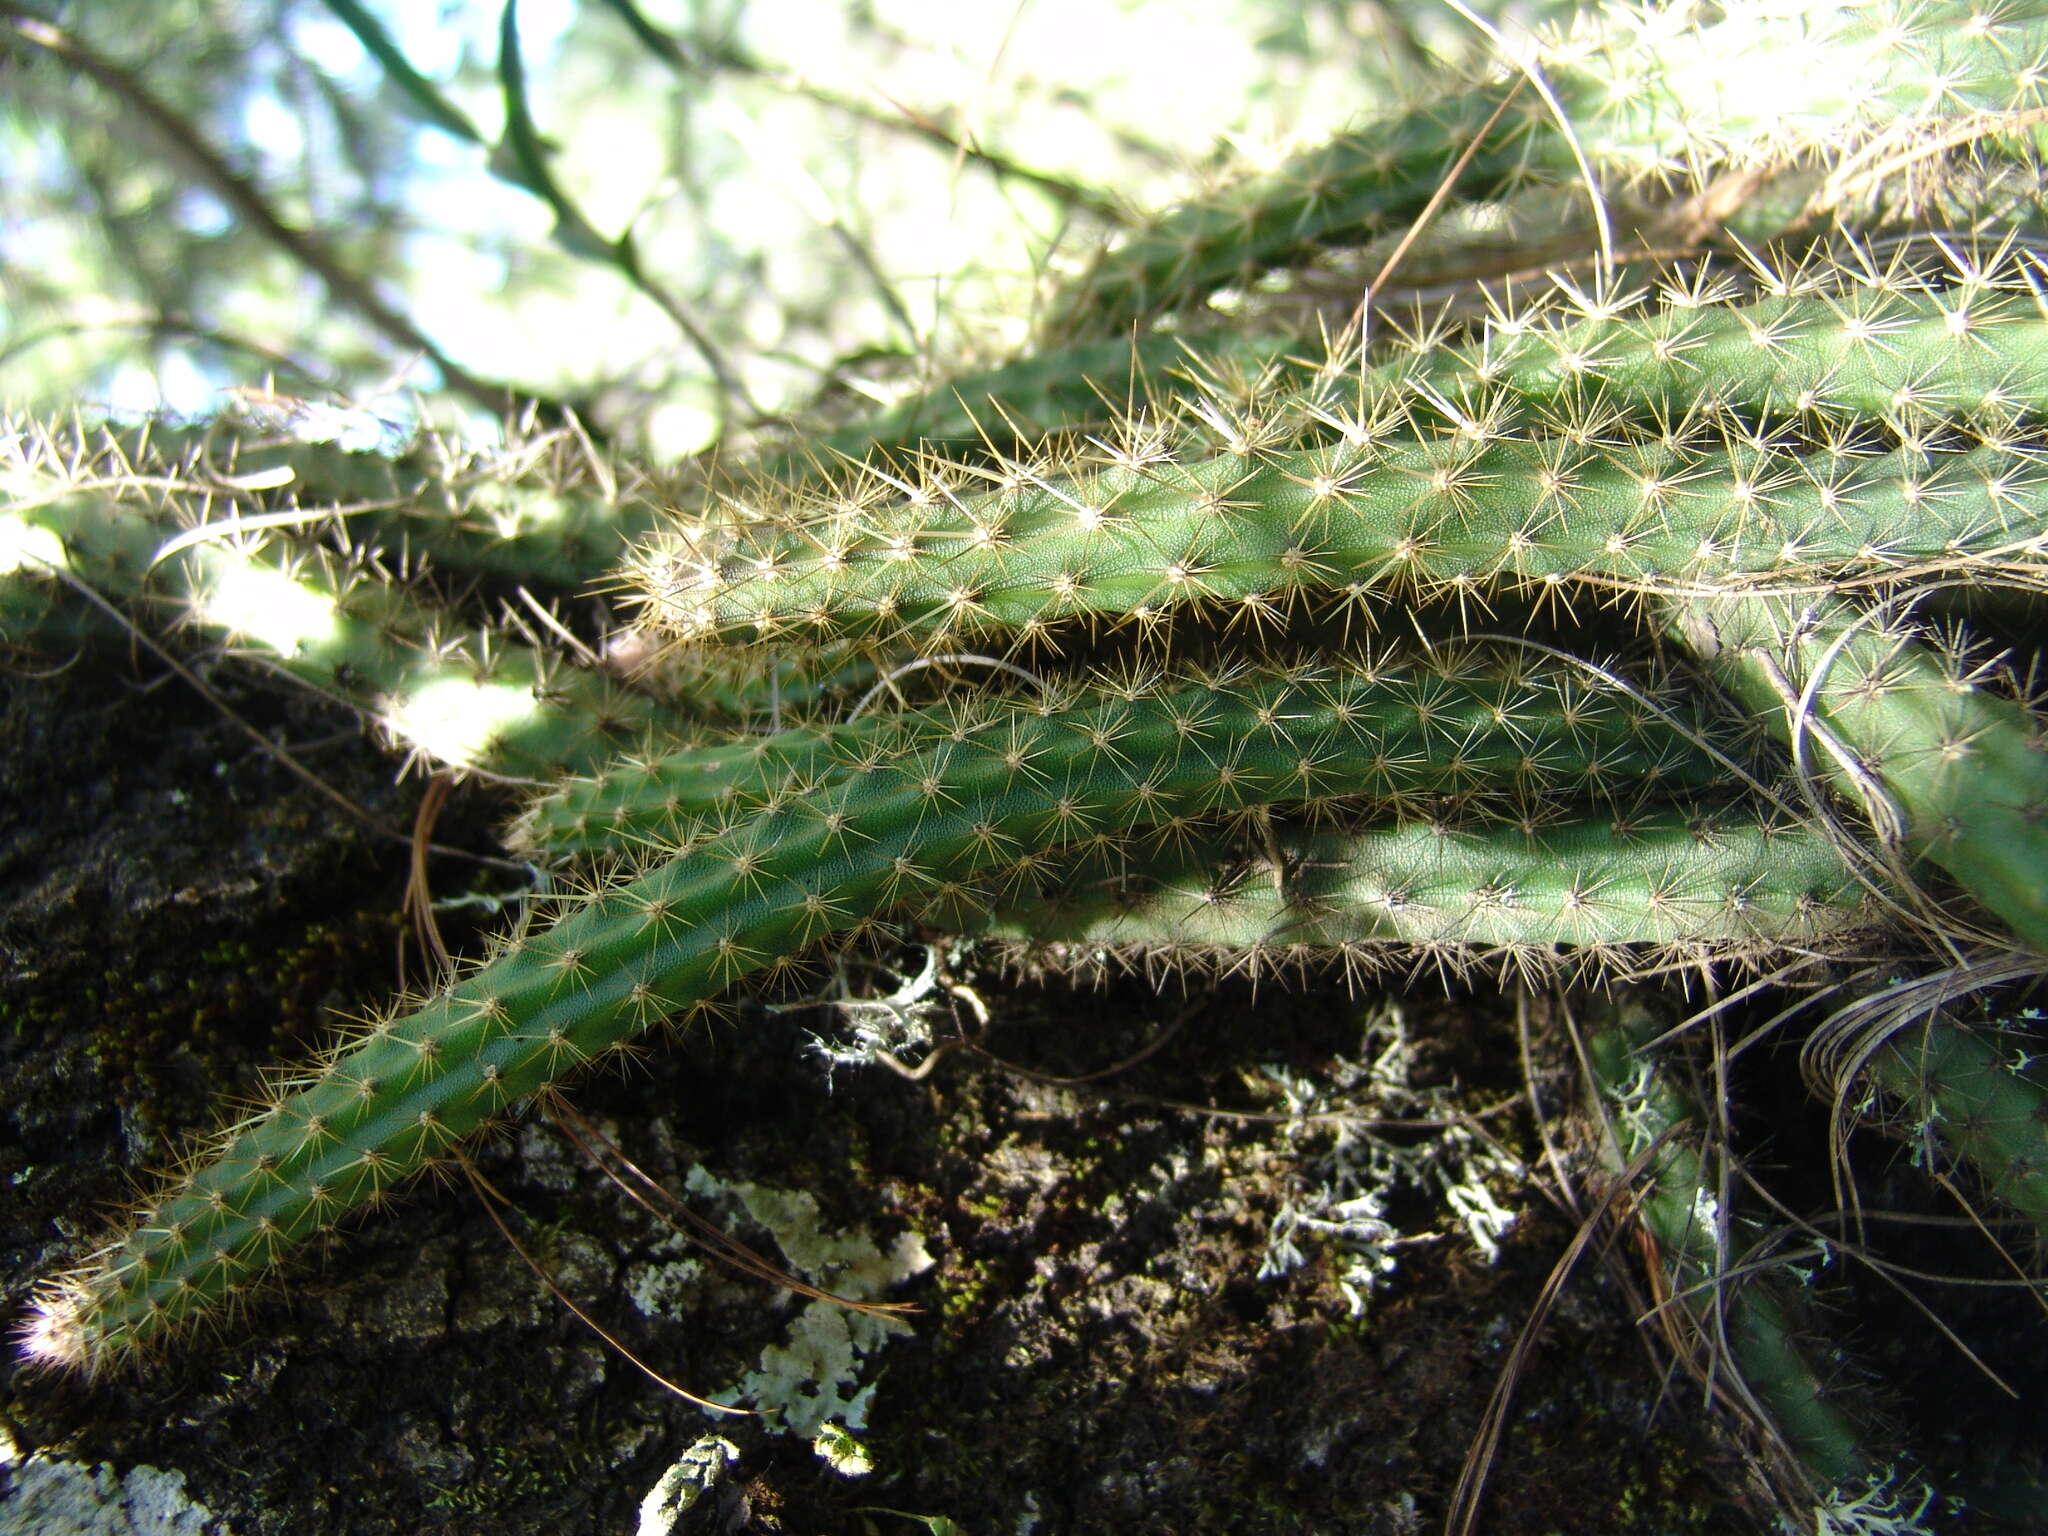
636;427;2045;656
25;659;1747;1370
1676;594;2048;951
509;653;1741;859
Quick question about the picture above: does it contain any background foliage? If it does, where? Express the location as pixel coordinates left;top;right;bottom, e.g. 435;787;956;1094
1;0;1494;451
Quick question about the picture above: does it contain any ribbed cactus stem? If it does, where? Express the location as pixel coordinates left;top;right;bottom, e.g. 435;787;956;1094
1588;1003;1889;1496
967;803;1873;964
509;654;1738;859
1378;283;2048;429
1040;82;1556;342
511;717;888;856
1676;594;2048;951
782;278;2048;494
31;659;1712;1371
637;428;2041;656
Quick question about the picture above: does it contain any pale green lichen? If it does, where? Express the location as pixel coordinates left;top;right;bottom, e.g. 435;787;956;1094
681;1166;933;1460
1256;1003;1524;1316
635;1435;739;1536
0;1424;218;1536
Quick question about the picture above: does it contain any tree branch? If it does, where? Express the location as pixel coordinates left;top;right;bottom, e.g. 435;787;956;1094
594;0;1126;222
0;4;570;424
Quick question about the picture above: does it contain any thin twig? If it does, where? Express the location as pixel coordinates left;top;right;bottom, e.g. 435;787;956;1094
0;6;562;423
593;0;1124;221
455;1147;753;1414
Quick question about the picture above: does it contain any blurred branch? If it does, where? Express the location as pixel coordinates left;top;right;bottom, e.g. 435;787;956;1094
0;3;571;424
705;96;921;352
594;0;1126;222
0;308;344;392
317;0;487;145
497;0;757;427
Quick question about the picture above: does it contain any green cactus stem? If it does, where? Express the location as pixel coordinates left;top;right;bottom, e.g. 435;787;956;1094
635;423;2044;658
1674;594;2048;953
1369;279;2048;432
813;272;2048;491
966;801;1875;974
1816;988;2048;1239
775;260;2048;546
1039;81;1561;343
1587;1001;1893;1498
509;652;1740;859
1868;1013;2048;1236
1042;0;2048;340
17;658;1832;1374
758;330;1305;480
2;418;668;780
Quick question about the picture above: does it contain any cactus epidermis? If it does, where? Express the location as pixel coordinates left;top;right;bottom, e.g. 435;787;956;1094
23;652;1841;1371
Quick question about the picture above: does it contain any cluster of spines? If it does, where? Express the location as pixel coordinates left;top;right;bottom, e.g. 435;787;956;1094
1041;0;2048;340
20;657;1824;1370
509;651;1742;859
1;415;672;780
